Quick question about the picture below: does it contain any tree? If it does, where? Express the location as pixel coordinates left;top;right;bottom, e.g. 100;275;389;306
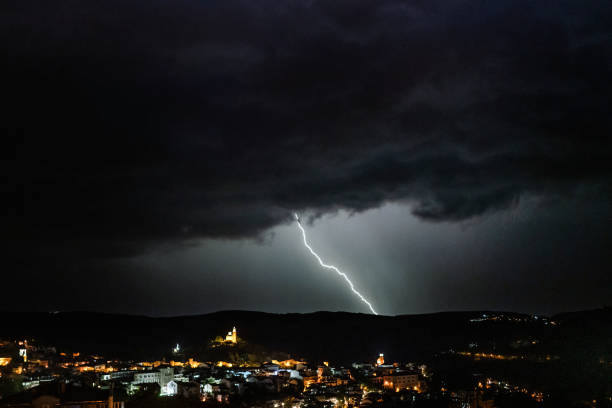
0;375;24;398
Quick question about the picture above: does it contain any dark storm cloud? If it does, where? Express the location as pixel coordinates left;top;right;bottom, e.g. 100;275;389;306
4;0;612;258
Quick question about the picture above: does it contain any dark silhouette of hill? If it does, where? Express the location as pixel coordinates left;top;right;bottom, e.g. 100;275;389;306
0;309;610;365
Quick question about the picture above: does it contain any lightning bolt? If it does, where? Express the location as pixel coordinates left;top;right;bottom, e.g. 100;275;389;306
294;213;378;315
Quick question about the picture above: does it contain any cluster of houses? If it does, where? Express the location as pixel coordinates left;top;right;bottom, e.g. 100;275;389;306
0;330;431;408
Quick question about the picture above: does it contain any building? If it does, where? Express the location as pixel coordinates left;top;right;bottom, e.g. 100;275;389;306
161;380;178;396
159;367;174;389
132;367;175;396
100;371;133;382
225;327;237;344
376;354;384;366
133;371;161;384
271;359;306;369
381;372;419;392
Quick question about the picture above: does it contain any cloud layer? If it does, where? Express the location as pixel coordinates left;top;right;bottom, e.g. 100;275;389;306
4;0;612;258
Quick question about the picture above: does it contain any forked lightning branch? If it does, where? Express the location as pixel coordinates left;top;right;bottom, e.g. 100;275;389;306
294;213;378;315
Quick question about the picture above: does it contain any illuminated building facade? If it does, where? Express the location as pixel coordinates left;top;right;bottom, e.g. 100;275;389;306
225;326;237;344
382;372;419;392
133;371;161;384
19;348;27;362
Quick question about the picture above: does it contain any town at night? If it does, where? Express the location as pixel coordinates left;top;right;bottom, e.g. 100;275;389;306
3;0;611;407
1;310;610;407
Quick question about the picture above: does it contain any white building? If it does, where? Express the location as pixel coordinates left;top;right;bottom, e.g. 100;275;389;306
161;380;178;396
133;371;161;384
133;367;176;396
160;368;174;387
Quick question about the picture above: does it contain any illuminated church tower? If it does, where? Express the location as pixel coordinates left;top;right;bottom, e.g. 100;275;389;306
376;353;384;366
225;326;237;344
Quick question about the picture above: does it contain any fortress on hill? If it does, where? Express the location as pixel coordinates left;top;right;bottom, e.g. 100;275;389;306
224;326;237;344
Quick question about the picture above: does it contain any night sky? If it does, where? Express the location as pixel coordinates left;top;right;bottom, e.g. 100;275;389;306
4;0;612;316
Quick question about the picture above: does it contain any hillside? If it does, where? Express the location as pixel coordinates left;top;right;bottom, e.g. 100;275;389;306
1;308;610;365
